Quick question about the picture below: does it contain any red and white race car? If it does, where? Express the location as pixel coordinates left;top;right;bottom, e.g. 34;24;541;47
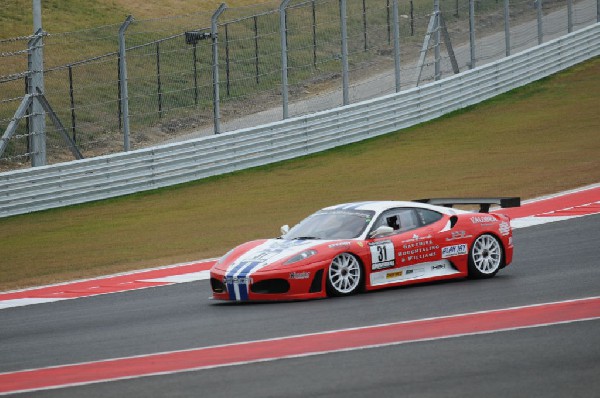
210;198;519;302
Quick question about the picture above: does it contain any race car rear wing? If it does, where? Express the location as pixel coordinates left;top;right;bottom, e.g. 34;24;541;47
414;197;521;213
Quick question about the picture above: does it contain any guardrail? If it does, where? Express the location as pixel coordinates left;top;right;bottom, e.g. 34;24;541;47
1;24;598;218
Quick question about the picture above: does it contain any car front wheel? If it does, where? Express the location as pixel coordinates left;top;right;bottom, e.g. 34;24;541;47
468;233;503;278
326;253;363;296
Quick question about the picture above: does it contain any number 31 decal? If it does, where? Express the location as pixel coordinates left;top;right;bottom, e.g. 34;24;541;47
370;240;395;270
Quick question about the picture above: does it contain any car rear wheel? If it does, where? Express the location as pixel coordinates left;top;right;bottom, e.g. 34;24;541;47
326;253;363;296
468;233;503;278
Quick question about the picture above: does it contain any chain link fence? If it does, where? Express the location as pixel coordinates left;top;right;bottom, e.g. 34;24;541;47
1;0;598;171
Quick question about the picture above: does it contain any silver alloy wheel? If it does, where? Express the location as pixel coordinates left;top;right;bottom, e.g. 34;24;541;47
471;234;502;275
327;253;362;295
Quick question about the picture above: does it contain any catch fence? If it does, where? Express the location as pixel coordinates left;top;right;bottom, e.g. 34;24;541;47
0;0;598;169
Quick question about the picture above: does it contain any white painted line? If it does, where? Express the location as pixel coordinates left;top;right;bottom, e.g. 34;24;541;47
0;258;218;296
0;298;68;310
519;182;600;204
139;270;211;284
511;216;576;229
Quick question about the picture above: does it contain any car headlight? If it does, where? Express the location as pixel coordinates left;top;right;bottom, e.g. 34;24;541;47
284;249;317;265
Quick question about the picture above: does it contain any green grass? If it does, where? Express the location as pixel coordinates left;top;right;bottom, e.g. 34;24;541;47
0;56;598;291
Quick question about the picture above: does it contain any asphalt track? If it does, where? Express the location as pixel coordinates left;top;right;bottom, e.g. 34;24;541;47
1;209;599;396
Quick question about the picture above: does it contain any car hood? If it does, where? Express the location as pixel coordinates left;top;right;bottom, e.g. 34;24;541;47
221;238;333;273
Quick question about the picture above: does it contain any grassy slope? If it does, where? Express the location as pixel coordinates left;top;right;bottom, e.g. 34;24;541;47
0;57;598;291
0;0;271;37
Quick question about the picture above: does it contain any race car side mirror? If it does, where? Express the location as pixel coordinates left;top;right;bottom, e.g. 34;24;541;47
369;226;394;238
280;225;290;235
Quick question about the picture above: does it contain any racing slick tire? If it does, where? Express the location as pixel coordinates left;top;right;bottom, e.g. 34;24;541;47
326;253;364;296
468;233;504;279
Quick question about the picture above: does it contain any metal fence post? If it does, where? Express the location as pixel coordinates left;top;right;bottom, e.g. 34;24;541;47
193;43;199;105
225;24;230;97
117;57;122;130
279;0;292;119
30;0;46;166
312;0;317;68
567;0;573;33
504;0;511;56
387;0;391;44
469;0;476;69
156;41;163;119
536;0;543;45
212;3;227;135
392;0;401;92
118;15;133;151
410;0;414;36
254;16;260;84
434;0;441;81
340;0;349;105
362;0;368;52
68;65;77;142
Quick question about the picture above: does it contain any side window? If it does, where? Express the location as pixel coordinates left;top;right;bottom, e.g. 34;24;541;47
396;209;419;231
416;208;443;226
374;208;420;233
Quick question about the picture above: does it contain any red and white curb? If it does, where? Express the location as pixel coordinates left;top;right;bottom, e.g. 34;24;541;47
495;183;600;229
0;260;216;310
1;184;598;310
1;296;599;396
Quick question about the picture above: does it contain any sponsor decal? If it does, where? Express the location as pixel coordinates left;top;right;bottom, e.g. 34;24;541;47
398;245;439;256
471;215;497;224
441;244;468;258
499;221;510;236
398;241;440;263
356;242;364;248
329;242;351;249
386;270;403;279
401;239;436;250
407;252;437;261
223;276;253;285
402;234;433;244
289;272;311;280
370;261;452;286
446;230;472;241
370;240;395;270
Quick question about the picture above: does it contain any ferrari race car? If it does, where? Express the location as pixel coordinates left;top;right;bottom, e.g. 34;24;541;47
210;198;520;302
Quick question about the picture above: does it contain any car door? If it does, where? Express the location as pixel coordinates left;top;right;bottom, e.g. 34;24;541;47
393;208;441;268
368;208;431;271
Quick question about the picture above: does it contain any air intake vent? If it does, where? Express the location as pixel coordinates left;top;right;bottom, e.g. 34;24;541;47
251;279;290;294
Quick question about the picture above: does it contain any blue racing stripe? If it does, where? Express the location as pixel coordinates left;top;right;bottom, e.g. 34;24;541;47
225;261;250;300
237;261;261;301
331;203;358;210
226;281;236;300
340;202;373;210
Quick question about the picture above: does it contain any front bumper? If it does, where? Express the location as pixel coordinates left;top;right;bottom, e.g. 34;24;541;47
210;261;329;301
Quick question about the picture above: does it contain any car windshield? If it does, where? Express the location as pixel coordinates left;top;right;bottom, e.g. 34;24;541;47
284;210;374;240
